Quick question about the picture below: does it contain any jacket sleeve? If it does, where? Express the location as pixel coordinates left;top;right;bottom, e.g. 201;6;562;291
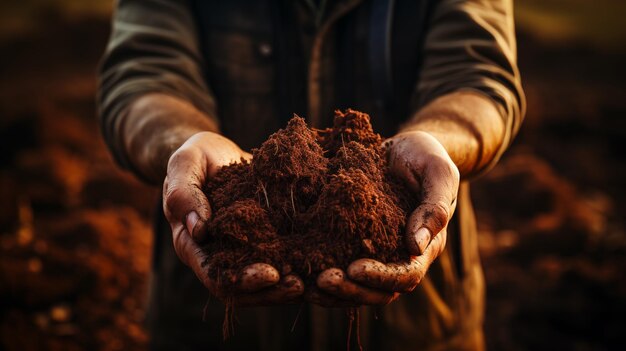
97;0;218;169
414;0;526;171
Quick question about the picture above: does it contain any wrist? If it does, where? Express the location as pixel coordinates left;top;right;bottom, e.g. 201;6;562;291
400;91;505;178
140;126;206;183
388;130;456;174
121;94;219;183
173;131;250;178
399;121;479;175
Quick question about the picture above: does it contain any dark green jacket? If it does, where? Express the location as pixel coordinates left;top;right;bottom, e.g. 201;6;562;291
98;0;524;350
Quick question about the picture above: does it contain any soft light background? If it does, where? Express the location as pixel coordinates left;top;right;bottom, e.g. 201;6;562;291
1;1;624;350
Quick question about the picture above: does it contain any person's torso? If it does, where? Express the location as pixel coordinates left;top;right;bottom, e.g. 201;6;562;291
151;2;486;350
189;0;431;150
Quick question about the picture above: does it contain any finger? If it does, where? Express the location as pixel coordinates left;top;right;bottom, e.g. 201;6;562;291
172;225;216;292
163;143;211;242
317;268;398;305
349;229;448;292
212;263;282;297
233;275;304;306
173;228;284;300
405;159;458;255
239;263;280;292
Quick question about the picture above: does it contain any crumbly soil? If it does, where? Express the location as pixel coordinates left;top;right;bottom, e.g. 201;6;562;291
202;109;417;288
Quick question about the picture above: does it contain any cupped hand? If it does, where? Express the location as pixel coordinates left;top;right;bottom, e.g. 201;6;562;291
163;131;304;306
313;130;459;305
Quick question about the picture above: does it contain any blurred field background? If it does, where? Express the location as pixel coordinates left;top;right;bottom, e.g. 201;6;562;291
1;1;624;350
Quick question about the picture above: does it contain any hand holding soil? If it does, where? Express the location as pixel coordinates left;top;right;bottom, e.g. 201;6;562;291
164;110;459;307
162;131;305;305
315;130;459;305
197;109;460;307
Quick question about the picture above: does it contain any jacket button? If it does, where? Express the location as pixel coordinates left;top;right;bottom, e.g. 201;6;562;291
258;42;273;57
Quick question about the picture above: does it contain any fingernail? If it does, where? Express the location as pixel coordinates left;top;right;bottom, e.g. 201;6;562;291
185;211;199;235
415;227;431;255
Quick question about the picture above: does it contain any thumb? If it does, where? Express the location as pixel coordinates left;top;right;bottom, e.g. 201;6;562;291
163;145;212;242
406;160;459;255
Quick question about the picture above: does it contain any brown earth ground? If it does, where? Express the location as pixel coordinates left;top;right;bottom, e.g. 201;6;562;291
1;2;625;350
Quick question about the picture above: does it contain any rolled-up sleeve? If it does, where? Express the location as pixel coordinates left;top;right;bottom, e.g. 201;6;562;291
97;0;218;169
415;0;526;168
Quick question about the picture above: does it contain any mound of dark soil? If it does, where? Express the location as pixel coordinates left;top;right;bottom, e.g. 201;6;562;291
203;109;417;288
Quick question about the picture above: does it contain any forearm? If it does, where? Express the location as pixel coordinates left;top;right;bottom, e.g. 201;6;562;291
98;0;221;184
400;91;505;178
404;0;525;178
121;93;219;184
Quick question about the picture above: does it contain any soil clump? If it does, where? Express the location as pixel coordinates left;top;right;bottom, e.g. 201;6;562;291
203;109;417;288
